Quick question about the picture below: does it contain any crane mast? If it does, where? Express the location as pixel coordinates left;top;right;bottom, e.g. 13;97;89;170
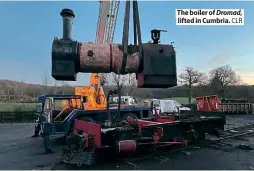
104;0;120;44
90;0;120;103
96;0;119;44
95;1;109;44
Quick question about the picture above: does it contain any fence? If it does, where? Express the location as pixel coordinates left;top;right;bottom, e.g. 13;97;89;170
0;111;37;123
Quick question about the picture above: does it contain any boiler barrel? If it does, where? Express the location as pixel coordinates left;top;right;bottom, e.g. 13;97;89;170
79;43;140;73
51;40;140;81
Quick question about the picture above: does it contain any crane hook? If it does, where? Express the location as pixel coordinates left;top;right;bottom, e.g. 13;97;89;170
151;29;167;44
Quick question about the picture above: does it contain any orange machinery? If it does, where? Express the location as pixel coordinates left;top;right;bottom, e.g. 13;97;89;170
74;73;107;110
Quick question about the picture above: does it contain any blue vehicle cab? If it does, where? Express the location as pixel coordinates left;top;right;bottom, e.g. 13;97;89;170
32;94;83;137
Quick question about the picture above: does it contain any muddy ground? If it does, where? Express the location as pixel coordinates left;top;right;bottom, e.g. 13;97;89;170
1;115;254;170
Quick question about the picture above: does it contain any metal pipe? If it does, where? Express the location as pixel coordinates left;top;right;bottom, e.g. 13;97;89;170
60;9;75;40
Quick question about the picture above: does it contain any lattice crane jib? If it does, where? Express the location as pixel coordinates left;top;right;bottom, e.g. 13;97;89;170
95;0;120;86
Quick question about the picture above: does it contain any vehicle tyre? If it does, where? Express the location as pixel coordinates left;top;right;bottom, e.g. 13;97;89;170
121;113;138;121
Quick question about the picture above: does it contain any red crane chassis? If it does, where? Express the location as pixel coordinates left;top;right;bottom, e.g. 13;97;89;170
62;113;225;166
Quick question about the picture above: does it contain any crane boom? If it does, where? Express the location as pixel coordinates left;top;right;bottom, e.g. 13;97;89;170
104;0;120;44
92;0;120;89
96;0;120;44
96;1;110;44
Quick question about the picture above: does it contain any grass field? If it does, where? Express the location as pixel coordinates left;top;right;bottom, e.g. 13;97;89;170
0;103;36;112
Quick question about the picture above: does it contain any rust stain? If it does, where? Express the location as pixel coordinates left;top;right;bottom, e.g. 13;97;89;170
79;42;140;74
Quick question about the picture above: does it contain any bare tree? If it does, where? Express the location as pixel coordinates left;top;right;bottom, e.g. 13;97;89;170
209;65;241;99
107;73;129;116
19;80;25;97
53;81;58;94
41;72;49;95
12;80;26;102
179;67;205;104
59;81;70;95
108;73;137;94
126;73;137;96
199;73;210;95
41;72;49;86
109;73;128;93
60;81;66;95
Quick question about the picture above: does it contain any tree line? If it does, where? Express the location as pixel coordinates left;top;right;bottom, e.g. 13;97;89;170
108;64;253;103
0;65;253;103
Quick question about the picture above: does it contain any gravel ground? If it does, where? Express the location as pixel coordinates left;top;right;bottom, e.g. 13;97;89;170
91;141;254;170
1;115;254;170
